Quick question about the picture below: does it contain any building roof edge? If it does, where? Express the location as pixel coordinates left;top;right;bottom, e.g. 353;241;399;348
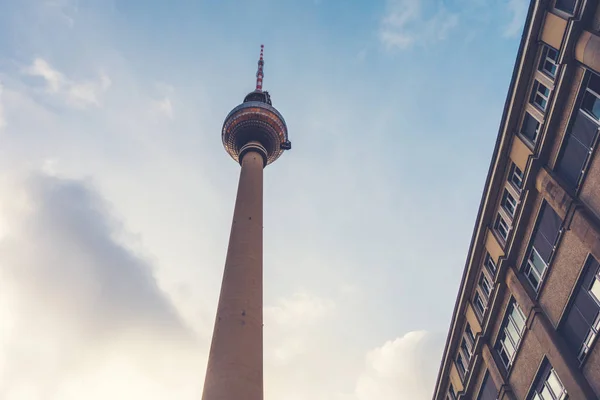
431;0;540;397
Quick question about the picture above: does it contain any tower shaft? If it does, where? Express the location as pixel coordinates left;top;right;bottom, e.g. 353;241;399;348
202;149;264;400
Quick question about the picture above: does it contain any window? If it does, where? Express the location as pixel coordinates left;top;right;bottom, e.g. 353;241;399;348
474;291;486;319
521;112;541;144
494;213;510;241
495;299;526;370
581;73;600;121
465;324;476;349
477;372;499;400
509;163;524;190
456;353;467;379
460;339;472;364
556;72;600;190
523;202;562;291
479;273;493;302
447;384;457;400
524;248;547;291
457;325;475;377
528;362;567;400
539;46;559;78
501;189;518;218
561;255;600;364
484;253;497;277
530;80;551;111
555;0;577;15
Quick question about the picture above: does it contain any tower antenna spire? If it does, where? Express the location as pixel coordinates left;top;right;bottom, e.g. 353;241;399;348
256;44;264;91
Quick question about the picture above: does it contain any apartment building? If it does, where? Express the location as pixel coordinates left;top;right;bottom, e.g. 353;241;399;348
433;0;600;398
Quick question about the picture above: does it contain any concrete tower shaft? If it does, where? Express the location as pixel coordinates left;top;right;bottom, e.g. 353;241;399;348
202;148;265;400
202;46;291;400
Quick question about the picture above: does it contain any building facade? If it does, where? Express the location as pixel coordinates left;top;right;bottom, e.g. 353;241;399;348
433;1;600;399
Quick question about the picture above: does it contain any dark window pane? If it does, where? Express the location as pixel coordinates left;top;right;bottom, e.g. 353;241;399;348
563;307;590;353
495;214;509;240
545;60;557;77
456;354;466;378
571;110;598;147
589;73;600;95
539;46;559;78
485;253;497;276
560;256;600;361
531;81;550;111
555;0;576;14
536;204;561;260
477;372;498;400
474;292;485;317
556;135;589;188
498;345;510;368
465;324;476;346
510;163;524;189
533;234;554;263
575;289;600;326
522;112;541;142
582;257;600;288
582;91;600;121
448;385;457;400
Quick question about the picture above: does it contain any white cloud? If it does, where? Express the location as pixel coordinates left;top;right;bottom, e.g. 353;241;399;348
379;0;459;50
503;0;528;38
266;291;335;329
23;58;64;93
156;97;173;119
151;82;174;119
22;58;111;108
355;331;444;400
0;172;204;400
265;291;335;364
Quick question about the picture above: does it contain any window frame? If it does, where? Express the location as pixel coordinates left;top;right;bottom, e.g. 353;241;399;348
530;79;551;112
521;201;563;293
495;299;527;371
560;255;600;365
465;323;476;350
474;291;487;320
538;45;559;79
476;371;499;400
479;271;493;303
523;246;548;292
554;0;578;16
484;253;497;280
520;111;543;145
581;81;600;123
494;211;511;243
456;352;467;380
508;163;524;192
555;71;600;192
447;384;457;400
527;361;567;400
501;188;518;219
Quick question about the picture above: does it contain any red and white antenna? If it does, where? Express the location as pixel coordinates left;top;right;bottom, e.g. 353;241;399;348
256;44;264;91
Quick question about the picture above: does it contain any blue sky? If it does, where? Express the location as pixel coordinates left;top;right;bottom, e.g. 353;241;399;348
0;0;528;399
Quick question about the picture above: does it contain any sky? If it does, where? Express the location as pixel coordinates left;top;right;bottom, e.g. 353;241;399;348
0;0;528;399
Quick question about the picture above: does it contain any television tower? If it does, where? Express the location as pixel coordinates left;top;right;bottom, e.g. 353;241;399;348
201;45;291;400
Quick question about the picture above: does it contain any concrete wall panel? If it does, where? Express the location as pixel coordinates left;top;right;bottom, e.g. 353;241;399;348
579;149;600;220
539;231;589;326
508;332;544;400
510;136;533;172
584;345;600;397
486;229;505;265
541;12;567;50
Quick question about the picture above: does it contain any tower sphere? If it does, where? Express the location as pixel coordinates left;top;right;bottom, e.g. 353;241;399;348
221;47;291;166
